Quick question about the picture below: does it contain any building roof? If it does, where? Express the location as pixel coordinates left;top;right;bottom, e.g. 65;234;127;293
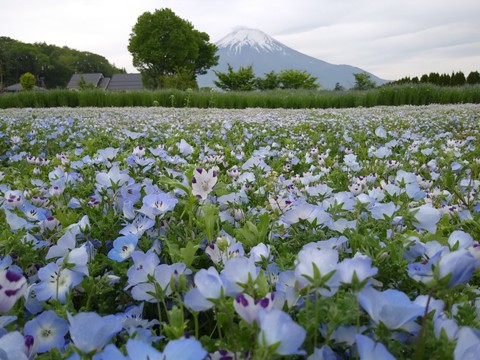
97;77;111;90
107;73;143;91
66;73;104;90
4;83;47;92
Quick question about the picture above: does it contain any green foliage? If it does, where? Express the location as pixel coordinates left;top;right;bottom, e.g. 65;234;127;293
255;71;279;90
76;75;95;90
161;66;198;90
214;64;256;91
0;36;124;89
1;84;480;109
277;69;320;89
353;72;376;90
19;72;36;91
216;68;319;91
128;8;218;89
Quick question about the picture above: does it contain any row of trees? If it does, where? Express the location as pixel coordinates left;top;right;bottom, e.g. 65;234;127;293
393;71;480;87
213;65;319;91
0;37;125;89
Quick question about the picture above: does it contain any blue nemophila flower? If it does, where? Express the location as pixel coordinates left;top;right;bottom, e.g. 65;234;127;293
184;266;224;311
454;326;480;359
68;312;123;355
336;252;378;288
108;234;139;262
437;249;477;287
358;287;424;332
96;147;120;162
36;263;84;304
221;257;259;296
23;310;68;353
411;204;441;234
257;308;306;356
355;334;395;360
295;247;339;296
125;250;160;289
138;192;178;219
95;165;131;190
176;138;194;156
124;337;207;360
0;269;27;312
131;263;191;301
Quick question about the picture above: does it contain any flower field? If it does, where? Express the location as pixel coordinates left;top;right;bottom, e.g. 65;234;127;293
1;104;480;359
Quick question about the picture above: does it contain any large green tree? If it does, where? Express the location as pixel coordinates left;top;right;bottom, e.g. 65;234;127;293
128;8;218;89
277;69;319;89
353;72;376;90
214;65;256;91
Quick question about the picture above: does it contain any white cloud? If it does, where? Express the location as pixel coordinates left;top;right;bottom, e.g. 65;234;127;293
1;0;479;79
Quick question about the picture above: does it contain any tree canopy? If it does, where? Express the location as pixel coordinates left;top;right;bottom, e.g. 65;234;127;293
0;37;124;90
214;66;320;91
128;8;218;89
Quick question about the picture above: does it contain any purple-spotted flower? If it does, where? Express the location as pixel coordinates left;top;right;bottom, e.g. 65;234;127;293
233;292;277;325
192;167;218;200
108;234;139;262
0;331;29;360
0;269;27;312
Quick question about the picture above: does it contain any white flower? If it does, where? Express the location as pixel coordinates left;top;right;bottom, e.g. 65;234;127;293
191;168;218;200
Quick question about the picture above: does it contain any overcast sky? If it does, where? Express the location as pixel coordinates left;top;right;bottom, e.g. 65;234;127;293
1;0;479;80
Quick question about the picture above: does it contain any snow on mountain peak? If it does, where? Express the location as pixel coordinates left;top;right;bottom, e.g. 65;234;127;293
216;27;284;54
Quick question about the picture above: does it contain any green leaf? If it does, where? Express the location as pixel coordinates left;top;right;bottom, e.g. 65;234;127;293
180;241;199;268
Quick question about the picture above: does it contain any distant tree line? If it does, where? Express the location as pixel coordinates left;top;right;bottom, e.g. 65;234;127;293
392;71;480;87
214;65;320;91
0;37;125;90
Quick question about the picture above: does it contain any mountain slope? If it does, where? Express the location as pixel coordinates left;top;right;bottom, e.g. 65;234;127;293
197;28;389;90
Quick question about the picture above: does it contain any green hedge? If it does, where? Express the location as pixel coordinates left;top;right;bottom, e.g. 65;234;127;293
1;84;479;109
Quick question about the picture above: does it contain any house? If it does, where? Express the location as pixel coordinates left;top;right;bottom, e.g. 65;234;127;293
66;73;143;91
4;83;47;92
107;73;143;91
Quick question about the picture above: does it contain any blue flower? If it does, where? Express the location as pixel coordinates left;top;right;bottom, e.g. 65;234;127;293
36;263;84;304
454;326;480;359
108;234;139;262
138;192;178;219
257;308;306;356
358;287;424;332
184;267;224;311
24;310;68;353
437;249;477;287
161;337;208;360
355;334;395;360
68;312;123;354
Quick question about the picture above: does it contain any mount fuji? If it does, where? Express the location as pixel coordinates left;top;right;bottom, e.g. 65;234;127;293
196;27;389;90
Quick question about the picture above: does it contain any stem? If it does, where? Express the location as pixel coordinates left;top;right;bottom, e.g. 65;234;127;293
413;288;435;360
193;311;199;339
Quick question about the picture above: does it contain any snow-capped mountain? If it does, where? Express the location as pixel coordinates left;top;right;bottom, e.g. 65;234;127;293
197;27;389;90
216;27;285;54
